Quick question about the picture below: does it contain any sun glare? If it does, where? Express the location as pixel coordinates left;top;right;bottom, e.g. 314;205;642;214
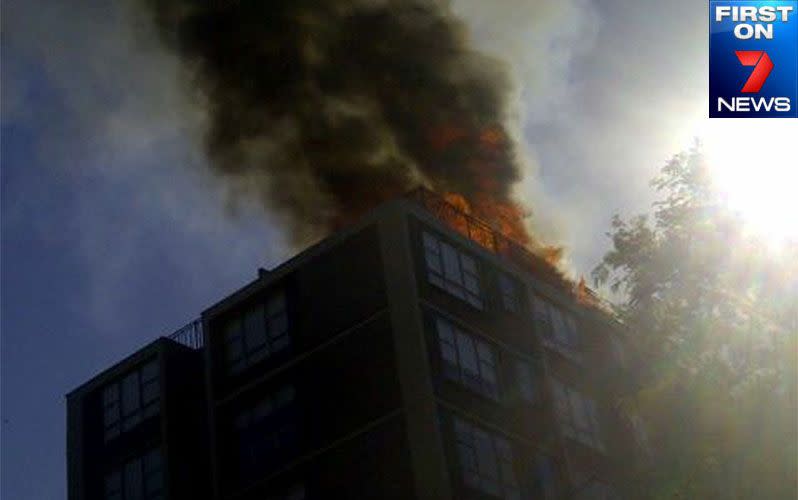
698;119;798;247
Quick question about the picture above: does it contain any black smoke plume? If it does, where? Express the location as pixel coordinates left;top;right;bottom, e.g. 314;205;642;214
141;0;529;245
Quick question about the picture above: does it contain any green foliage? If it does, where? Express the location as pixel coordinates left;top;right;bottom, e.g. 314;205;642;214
593;144;797;499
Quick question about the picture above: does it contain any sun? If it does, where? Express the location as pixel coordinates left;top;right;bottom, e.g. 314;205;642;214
697;119;798;247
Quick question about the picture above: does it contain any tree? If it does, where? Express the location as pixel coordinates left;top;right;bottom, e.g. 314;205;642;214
593;144;797;499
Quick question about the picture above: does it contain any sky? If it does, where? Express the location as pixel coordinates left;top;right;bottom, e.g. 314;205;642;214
0;0;790;498
452;0;710;268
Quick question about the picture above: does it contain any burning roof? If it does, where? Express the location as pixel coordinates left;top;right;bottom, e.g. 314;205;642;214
408;188;607;311
137;0;608;310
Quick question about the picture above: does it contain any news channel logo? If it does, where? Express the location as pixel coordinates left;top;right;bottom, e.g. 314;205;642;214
709;1;798;118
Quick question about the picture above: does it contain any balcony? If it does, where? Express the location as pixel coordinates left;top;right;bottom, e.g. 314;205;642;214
406;187;608;310
168;319;204;350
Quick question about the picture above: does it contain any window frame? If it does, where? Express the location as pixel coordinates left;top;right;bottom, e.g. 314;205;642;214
103;359;160;442
453;416;520;499
223;291;290;374
423;231;484;309
550;380;604;451
435;316;500;400
104;448;163;500
499;273;521;314
534;455;559;500
514;359;538;404
532;295;581;357
233;384;298;480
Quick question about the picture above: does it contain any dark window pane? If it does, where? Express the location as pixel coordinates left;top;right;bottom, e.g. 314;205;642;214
142;380;159;406
441;243;461;284
436;317;498;399
141;360;158;382
226;291;290;373
500;274;519;312
124;459;142;500
103;384;120;406
121;373;140;417
267;293;286;316
456;332;478;375
425;246;442;274
423;232;483;308
104;424;120;442
535;456;557;500
224;317;242;342
233;385;297;482
270;313;289;341
142;401;159;419
244;305;267;351
516;361;536;403
104;471;121;497
565;315;579;347
104;402;120;426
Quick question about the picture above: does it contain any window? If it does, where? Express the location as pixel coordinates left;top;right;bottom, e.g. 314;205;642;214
532;455;559;500
234;385;298;480
423;231;483;309
453;416;520;499
532;295;579;354
224;291;289;373
514;360;537;404
499;274;520;313
103;359;160;441
104;448;163;500
609;334;626;367
550;380;603;451
436;316;499;399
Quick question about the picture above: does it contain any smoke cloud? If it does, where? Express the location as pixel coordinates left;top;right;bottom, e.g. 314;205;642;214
140;0;535;246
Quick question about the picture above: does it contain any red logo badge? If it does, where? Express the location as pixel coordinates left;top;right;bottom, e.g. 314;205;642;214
735;50;774;93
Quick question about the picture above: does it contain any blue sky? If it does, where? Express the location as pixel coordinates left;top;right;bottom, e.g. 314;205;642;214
2;0;713;497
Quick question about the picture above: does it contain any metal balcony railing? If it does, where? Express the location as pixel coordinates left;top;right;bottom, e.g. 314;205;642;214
408;188;566;283
406;187;612;312
167;319;204;350
159;189;607;355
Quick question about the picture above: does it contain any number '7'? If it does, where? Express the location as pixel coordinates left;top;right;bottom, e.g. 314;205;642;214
735;51;774;93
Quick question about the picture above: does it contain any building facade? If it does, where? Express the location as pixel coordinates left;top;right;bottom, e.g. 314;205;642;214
67;191;647;500
66;327;209;500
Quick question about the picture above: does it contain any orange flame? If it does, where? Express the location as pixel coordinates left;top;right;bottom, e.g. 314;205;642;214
470;194;530;246
428;124;468;151
576;276;606;310
443;192;472;214
479;126;505;151
541;246;563;266
420;122;585;297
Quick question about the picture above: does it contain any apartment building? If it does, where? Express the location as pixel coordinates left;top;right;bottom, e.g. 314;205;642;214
67;190;646;500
